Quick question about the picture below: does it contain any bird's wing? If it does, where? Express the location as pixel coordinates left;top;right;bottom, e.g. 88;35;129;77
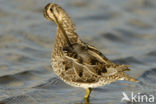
85;44;130;76
87;44;114;64
63;43;130;77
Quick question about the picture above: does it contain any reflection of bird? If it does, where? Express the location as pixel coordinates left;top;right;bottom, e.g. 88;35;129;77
44;3;138;100
121;92;130;102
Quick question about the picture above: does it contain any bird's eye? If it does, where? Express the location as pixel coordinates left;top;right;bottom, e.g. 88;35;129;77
50;8;53;12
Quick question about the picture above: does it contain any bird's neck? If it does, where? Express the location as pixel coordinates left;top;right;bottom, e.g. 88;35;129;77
54;16;80;47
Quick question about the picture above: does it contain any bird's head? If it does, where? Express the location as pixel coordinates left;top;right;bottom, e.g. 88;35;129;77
44;3;66;24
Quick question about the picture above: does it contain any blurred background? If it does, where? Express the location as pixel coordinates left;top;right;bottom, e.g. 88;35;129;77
0;0;156;104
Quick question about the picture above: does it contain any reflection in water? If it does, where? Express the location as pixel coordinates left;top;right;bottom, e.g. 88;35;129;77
84;98;90;104
76;98;90;104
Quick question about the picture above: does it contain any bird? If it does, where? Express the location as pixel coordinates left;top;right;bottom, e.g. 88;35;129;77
44;3;138;100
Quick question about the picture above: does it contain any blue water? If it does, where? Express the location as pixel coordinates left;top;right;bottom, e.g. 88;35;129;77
0;0;156;104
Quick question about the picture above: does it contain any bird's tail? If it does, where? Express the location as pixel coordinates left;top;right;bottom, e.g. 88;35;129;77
123;73;138;82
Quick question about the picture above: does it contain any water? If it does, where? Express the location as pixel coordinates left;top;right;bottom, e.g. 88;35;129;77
0;0;156;104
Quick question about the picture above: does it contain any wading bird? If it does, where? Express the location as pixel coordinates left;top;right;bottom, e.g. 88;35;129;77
44;3;138;101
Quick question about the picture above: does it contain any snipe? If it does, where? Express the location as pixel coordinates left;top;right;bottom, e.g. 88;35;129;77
44;3;138;100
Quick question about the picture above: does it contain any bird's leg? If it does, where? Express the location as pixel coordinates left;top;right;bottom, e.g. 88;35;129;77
84;88;92;99
84;98;90;104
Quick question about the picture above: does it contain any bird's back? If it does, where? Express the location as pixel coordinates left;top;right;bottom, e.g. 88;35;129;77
52;40;137;88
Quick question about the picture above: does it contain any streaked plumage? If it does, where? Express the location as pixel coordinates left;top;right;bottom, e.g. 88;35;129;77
44;3;138;100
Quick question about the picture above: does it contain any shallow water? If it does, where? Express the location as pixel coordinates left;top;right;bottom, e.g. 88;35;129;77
0;0;156;104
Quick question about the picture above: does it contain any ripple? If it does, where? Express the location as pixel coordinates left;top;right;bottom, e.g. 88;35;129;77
115;29;139;40
101;32;123;42
5;52;35;63
33;77;71;89
112;56;144;65
128;19;153;29
79;11;120;21
147;50;156;56
0;95;37;104
139;68;156;89
140;68;156;83
0;69;48;88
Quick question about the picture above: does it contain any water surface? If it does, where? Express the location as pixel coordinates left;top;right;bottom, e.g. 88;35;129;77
0;0;156;104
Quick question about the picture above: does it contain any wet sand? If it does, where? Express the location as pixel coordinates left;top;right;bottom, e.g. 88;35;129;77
0;0;156;104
